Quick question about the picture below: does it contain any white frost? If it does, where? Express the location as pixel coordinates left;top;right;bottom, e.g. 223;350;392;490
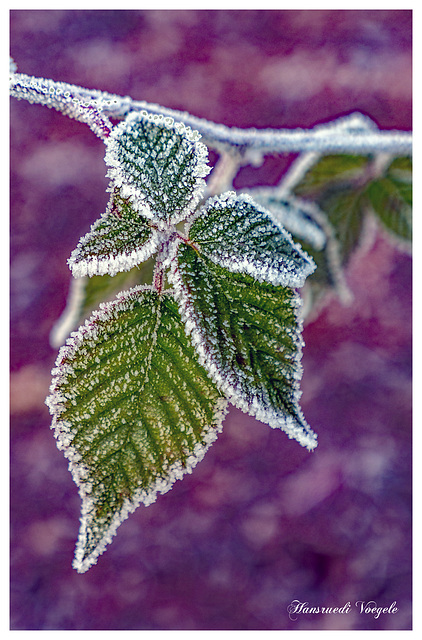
192;192;316;288
104;110;211;225
168;254;318;451
45;284;230;573
68;231;164;278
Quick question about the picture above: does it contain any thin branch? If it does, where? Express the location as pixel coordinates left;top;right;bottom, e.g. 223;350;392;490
277;152;322;196
204;151;244;197
10;72;412;156
10;71;113;140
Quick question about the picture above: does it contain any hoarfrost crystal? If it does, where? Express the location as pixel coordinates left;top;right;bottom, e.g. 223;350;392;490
189;192;316;288
104;111;211;224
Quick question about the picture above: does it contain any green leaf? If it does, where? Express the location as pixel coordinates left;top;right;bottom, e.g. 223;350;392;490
365;177;412;241
68;189;163;277
292;154;371;268
189;192;316;288
322;187;367;262
387;156;412;179
46;286;227;573
243;188;327;251
293;153;370;263
170;243;317;451
365;157;412;242
294;154;370;197
294;154;412;256
105;111;210;225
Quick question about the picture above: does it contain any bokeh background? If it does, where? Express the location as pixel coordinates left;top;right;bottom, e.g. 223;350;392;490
10;9;412;630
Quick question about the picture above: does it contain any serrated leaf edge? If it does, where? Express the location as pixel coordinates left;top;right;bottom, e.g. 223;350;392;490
45;284;229;573
104;111;211;225
190;191;317;289
68;224;165;278
68;231;166;278
168;246;318;451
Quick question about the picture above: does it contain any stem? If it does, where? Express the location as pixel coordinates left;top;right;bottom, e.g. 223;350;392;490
277;152;322;196
152;255;165;294
10;72;113;140
205;151;244;196
10;72;412;156
152;234;181;294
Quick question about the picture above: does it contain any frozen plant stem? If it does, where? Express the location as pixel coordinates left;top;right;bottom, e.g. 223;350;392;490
10;71;412;156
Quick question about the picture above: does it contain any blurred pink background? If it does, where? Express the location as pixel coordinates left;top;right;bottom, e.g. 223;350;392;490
10;10;412;630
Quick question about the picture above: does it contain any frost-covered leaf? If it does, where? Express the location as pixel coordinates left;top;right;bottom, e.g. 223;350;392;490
189;192;316;288
292;234;351;315
68;189;163;278
170;244;317;450
243;187;352;311
244;188;327;250
46;286;228;573
105;111;210;225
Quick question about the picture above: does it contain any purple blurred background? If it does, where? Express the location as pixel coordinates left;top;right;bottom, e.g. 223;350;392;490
10;10;412;630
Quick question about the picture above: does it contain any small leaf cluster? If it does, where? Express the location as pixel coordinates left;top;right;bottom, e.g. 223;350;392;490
246;153;411;310
296;154;411;247
293;154;412;301
10;65;412;576
46;111;317;572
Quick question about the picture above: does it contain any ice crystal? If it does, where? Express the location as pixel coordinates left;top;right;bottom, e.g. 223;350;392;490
68;188;164;278
104;111;210;224
188;192;316;288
